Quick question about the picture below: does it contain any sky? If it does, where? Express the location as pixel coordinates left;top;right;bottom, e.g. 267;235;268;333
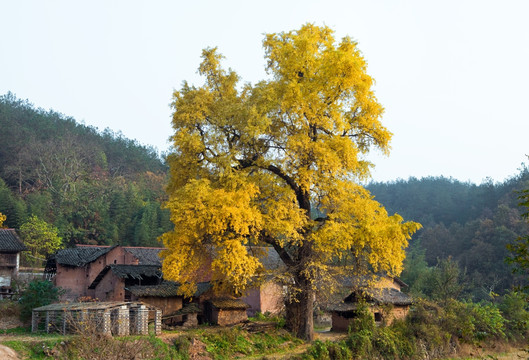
1;1;528;184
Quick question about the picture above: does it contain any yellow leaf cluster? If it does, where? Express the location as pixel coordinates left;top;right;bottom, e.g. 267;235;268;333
0;212;6;228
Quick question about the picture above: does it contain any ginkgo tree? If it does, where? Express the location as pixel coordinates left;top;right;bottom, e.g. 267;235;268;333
0;212;6;228
161;24;421;341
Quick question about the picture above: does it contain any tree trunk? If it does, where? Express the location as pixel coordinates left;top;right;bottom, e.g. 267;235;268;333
285;281;315;341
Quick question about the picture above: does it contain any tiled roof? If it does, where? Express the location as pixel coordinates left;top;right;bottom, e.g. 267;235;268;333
128;281;212;298
173;303;202;315
0;229;27;252
109;264;162;279
51;246;163;267
328;288;412;312
33;301;158;312
246;246;283;271
373;288;412;306
54;246;116;267
338;274;407;290
209;298;250;310
88;264;162;290
124;247;163;266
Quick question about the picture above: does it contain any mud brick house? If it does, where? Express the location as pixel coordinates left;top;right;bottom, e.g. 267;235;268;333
329;276;412;331
0;229;27;296
46;245;287;327
45;245;163;301
128;281;212;325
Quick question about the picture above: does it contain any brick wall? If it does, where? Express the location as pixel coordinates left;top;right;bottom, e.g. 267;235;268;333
94;271;125;301
55;266;88;301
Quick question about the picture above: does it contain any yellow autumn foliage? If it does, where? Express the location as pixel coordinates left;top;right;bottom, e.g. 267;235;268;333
0;212;6;228
161;25;421;320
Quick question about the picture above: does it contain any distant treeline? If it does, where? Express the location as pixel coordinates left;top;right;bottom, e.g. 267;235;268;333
0;92;172;247
368;173;529;300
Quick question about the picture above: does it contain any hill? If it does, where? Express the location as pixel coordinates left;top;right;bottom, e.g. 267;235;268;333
0;92;172;247
368;173;529;299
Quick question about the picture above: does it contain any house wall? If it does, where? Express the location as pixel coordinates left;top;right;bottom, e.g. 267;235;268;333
241;288;260;317
54;246;143;301
331;313;352;332
123;250;140;265
94;271;125;301
0;268;12;287
259;281;284;315
86;247;127;286
331;305;410;332
54;265;88;301
0;253;21;288
387;306;409;323
242;281;284;317
139;296;183;315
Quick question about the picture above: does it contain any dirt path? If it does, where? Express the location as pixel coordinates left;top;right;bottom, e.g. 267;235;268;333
0;344;19;360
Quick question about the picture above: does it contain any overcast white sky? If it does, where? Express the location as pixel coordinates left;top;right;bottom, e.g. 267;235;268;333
1;1;528;184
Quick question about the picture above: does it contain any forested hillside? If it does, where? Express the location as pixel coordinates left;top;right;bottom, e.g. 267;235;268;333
0;93;172;247
368;173;529;300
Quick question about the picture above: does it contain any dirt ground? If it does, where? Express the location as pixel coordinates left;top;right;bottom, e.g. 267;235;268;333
455;342;528;360
0;344;19;360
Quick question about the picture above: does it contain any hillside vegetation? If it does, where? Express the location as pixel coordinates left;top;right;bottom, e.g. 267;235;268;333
0;93;172;248
368;173;529;299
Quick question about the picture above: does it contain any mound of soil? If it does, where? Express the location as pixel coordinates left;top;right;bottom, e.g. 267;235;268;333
0;344;19;360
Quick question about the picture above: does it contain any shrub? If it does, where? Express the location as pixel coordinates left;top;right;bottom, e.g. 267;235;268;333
18;279;63;321
0;299;20;320
442;299;505;342
499;290;529;337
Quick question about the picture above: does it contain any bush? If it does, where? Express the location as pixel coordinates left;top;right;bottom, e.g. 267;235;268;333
442;299;505;342
499;290;529;337
0;299;20;320
300;298;512;360
18;280;63;321
302;340;352;360
248;311;286;328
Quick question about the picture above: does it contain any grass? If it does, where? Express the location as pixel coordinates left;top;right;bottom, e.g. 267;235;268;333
197;326;303;360
1;339;64;360
0;327;31;335
0;325;304;360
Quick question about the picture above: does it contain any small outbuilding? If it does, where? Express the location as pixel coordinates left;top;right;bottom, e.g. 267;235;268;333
329;276;412;331
127;281;211;321
31;301;162;336
205;298;250;326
